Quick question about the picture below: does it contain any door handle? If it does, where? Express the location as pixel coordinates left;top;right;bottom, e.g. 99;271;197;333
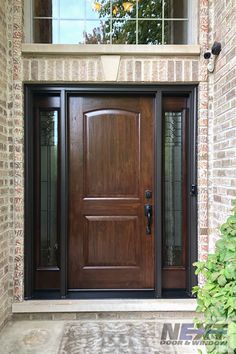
144;204;152;235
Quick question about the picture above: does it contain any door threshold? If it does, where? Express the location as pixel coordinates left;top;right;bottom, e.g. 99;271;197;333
26;289;192;300
34;290;157;300
12;298;196;314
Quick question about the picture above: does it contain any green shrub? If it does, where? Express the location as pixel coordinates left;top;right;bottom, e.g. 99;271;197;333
193;202;236;354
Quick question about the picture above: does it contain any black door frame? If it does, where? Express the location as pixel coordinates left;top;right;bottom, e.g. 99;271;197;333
24;84;198;299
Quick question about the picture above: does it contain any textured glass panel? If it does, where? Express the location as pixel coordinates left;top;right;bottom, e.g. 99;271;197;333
40;211;48;266
40;110;58;267
163;112;183;267
41;181;48;211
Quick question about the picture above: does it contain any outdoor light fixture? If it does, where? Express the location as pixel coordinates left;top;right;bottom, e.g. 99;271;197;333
211;41;222;56
204;41;222;73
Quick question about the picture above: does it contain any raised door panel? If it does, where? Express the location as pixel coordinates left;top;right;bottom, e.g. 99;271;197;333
83;216;140;267
84;110;140;198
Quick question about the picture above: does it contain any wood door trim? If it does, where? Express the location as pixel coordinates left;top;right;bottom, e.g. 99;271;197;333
24;85;198;300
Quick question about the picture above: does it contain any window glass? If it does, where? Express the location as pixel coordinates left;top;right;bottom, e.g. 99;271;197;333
163;111;183;267
164;20;188;44
33;0;189;44
39;110;59;267
59;0;86;19
111;1;137;19
34;0;52;17
138;21;162;45
86;1;109;19
60;20;85;44
34;19;58;43
85;20;107;44
164;0;188;18
138;0;162;18
34;0;59;17
112;20;136;44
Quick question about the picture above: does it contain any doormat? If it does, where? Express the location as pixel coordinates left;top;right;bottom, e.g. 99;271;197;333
58;321;200;354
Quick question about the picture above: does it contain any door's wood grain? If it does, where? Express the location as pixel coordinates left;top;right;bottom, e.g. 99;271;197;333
84;110;140;197
68;95;155;290
84;216;139;267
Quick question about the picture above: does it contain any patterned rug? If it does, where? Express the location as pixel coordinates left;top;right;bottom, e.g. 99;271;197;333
58;321;179;354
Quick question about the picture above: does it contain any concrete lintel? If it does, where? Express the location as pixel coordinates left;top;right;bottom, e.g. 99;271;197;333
12;299;197;313
101;55;120;81
22;44;201;56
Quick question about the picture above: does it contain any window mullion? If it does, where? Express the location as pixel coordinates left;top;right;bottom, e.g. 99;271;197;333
162;0;165;44
110;0;112;44
58;0;60;44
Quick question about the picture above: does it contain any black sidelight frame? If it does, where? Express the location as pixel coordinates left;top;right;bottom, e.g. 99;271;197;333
24;84;198;300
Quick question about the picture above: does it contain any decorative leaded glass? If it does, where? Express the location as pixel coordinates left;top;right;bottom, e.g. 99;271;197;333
40;110;59;267
163;112;183;266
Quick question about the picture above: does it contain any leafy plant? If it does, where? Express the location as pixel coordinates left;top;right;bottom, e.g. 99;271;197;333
193;202;236;354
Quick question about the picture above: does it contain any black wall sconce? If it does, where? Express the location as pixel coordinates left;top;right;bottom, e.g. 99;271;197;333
203;41;222;73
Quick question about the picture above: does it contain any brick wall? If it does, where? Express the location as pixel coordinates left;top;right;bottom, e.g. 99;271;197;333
6;0;236;303
0;0;13;329
22;56;200;82
208;0;236;252
11;0;211;301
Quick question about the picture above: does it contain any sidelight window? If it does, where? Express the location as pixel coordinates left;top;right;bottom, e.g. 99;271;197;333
162;96;189;290
29;0;193;44
39;110;59;267
32;94;61;291
163;111;184;266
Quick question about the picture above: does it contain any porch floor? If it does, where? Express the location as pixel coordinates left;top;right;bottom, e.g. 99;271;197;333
0;317;206;354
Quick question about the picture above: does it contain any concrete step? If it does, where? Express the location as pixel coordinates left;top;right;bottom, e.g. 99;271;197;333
12;299;199;320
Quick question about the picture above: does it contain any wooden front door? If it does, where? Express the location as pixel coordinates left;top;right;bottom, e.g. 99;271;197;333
25;86;198;299
68;95;155;290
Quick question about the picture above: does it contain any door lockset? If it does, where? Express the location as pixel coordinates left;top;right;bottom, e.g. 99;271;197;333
145;190;152;199
144;204;152;235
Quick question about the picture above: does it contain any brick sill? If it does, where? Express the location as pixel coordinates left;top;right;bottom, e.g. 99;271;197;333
12;299;197;313
22;44;201;56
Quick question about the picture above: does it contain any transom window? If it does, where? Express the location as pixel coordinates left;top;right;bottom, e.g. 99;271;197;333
33;0;189;44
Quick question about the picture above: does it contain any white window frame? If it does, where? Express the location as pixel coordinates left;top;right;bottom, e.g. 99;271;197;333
24;0;198;45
